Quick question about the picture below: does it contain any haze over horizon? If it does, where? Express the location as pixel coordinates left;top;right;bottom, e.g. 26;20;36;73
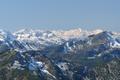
0;0;119;32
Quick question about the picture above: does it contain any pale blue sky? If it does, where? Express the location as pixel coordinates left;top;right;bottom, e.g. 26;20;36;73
0;0;119;32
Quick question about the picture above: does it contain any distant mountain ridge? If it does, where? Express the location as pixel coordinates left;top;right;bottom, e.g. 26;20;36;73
0;28;119;52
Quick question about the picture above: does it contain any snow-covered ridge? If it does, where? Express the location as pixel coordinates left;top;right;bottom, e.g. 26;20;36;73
12;28;104;48
0;28;120;52
14;28;104;40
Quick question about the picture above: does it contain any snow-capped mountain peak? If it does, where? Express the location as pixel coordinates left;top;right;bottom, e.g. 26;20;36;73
0;29;15;41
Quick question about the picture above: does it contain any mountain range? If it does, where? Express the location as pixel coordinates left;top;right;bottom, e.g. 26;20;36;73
0;28;120;80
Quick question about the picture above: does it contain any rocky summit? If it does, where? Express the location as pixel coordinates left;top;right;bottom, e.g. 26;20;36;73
0;28;120;80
